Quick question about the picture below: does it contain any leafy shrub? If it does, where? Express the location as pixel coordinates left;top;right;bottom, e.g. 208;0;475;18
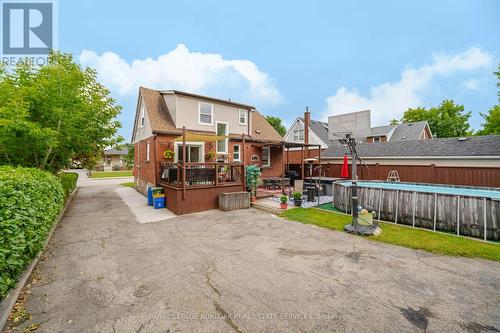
112;164;121;171
58;172;78;199
245;165;261;196
0;166;64;299
293;192;303;200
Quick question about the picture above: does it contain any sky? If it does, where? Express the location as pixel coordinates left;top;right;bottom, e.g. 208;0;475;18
58;0;500;141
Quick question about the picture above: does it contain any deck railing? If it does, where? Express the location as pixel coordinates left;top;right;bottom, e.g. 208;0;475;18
160;162;244;187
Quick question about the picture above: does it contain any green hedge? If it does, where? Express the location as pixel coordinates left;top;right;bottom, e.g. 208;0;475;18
59;172;78;199
0;166;65;299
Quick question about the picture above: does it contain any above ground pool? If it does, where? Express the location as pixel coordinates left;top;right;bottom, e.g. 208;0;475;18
338;181;500;200
333;181;500;241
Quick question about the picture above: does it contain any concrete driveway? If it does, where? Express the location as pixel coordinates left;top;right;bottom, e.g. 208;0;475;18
6;185;500;332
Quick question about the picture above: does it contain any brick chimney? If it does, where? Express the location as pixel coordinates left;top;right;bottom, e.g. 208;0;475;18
304;106;310;144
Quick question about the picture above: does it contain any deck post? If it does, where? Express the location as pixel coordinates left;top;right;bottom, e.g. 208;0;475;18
301;146;304;179
317;144;321;207
241;134;246;191
182;126;186;200
215;161;218;186
412;191;416;227
483;198;487;241
281;144;285;194
378;189;382;220
433;193;437;231
394;190;399;224
456;195;460;236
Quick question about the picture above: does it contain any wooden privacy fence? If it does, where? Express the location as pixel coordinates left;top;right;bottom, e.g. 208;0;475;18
322;163;500;188
332;182;500;241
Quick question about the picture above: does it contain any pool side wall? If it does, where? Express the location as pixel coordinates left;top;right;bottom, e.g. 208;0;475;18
333;182;499;241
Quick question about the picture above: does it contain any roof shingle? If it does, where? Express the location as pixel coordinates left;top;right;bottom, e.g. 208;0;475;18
322;135;500;158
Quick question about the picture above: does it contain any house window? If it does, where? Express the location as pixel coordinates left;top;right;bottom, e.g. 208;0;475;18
176;143;203;163
198;102;213;125
262;147;270;167
216;121;228;154
239;109;247;125
146;141;150;161
293;129;304;141
373;137;380;143
233;144;240;162
140;106;145;128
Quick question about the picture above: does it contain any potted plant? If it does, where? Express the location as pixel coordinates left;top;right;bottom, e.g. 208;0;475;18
205;151;216;161
280;195;288;209
245;165;261;202
293;192;303;207
163;149;175;160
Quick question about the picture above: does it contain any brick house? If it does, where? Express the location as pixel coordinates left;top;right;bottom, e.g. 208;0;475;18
131;87;285;213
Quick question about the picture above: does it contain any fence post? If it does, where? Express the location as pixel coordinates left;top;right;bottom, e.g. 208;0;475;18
412;191;416;227
483;197;487;241
433;193;437;231
378;188;383;220
456;195;460;236
395;190;399;224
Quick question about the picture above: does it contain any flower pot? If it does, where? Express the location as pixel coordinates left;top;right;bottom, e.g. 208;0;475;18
250;196;256;202
280;203;288;209
293;198;302;207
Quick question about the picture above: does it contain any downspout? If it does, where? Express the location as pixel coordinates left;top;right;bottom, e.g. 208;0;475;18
153;134;158;185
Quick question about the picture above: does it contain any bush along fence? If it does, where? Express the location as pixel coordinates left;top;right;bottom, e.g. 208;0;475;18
0;166;77;299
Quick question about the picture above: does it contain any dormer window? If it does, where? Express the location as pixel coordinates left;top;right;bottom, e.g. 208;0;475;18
198;102;213;125
239;109;247;125
373;136;380;143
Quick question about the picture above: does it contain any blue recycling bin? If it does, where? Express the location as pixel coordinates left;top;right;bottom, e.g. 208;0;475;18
147;187;154;206
153;194;165;209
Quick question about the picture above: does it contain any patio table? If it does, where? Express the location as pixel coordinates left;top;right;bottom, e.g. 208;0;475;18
262;177;291;189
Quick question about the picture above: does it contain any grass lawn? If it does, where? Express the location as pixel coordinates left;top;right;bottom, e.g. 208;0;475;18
120;182;135;188
281;208;500;262
90;170;133;178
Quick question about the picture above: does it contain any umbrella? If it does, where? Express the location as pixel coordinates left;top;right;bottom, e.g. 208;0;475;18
340;154;349;178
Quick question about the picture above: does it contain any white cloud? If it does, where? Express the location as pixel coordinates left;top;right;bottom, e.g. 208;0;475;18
79;44;284;106
323;47;493;125
463;78;479;91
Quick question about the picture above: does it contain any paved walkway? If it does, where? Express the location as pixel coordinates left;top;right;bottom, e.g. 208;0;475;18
5;185;500;332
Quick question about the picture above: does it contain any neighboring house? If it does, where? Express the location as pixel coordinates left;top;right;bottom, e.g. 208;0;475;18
367;121;432;143
131;87;284;212
321;135;500;187
102;146;129;171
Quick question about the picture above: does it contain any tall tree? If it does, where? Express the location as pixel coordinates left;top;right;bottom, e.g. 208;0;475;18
265;115;287;137
0;52;122;172
477;64;500;135
402;100;471;138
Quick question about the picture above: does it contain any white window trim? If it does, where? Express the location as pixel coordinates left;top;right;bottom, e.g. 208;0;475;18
215;121;229;154
262;147;270;167
233;144;240;162
140;107;145;128
173;141;205;163
198;102;214;126
146;141;150;162
238;109;247;126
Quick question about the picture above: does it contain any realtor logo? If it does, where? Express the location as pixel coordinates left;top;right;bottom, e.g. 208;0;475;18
2;1;54;55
